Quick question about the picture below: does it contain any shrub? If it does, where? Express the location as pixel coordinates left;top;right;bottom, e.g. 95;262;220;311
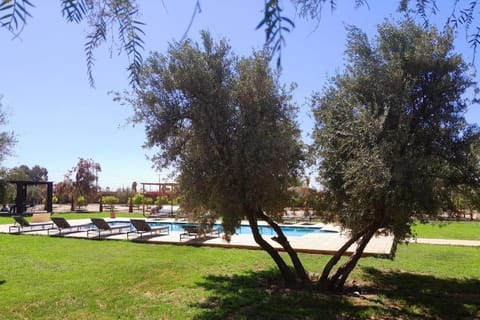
102;195;119;212
77;195;87;208
160;195;169;204
132;193;144;208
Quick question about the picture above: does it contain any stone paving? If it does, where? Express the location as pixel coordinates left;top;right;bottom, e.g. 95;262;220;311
0;217;398;256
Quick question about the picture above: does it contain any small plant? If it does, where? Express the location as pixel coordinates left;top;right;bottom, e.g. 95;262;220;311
102;195;119;212
155;196;162;207
160;195;169;205
77;195;87;208
172;196;182;205
144;196;153;207
132;193;144;208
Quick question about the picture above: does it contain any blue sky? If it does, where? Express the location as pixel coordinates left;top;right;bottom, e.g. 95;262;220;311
1;1;479;190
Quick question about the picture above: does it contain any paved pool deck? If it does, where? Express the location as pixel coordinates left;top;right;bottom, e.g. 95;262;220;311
1;218;396;256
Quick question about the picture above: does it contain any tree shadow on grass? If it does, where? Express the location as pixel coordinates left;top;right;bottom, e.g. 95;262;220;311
192;268;480;320
192;269;398;320
361;267;480;319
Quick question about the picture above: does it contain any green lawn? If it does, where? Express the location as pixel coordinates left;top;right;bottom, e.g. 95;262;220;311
0;212;143;225
0;234;479;319
411;221;480;240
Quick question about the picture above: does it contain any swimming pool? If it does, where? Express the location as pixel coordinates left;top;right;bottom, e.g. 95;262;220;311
102;220;337;237
148;221;337;237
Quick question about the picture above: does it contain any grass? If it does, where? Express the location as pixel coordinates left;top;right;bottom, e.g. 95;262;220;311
0;211;143;225
0;233;479;319
411;220;480;240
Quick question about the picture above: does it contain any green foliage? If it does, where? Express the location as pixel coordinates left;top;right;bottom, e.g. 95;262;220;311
399;1;480;57
159;195;169;205
76;195;87;208
125;31;303;236
7;164;48;182
102;195;118;205
256;0;295;68
0;0;33;34
4;0;480;84
0;0;144;86
312;19;480;239
131;193;144;207
1;165;49;204
295;1;480;64
144;196;153;206
172;196;182;205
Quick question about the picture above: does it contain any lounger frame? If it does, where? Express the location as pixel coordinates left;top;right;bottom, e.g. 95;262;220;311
48;217;90;235
9;215;54;233
127;219;169;239
87;218;131;238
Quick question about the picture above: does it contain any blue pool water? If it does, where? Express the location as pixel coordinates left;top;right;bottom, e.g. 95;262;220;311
149;221;336;237
106;221;337;237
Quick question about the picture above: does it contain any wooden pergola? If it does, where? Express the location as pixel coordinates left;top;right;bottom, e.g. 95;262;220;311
139;182;179;215
8;180;53;215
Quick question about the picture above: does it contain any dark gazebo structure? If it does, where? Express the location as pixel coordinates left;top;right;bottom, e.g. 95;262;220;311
8;180;53;215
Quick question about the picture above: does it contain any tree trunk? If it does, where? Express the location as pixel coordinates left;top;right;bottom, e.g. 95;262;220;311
327;225;378;292
318;222;380;292
317;227;368;291
257;210;310;286
245;213;298;287
70;194;75;212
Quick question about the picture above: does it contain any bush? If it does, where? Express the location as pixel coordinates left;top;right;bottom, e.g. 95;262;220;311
144;197;153;206
160;195;169;205
132;193;144;208
102;195;119;212
77;195;87;208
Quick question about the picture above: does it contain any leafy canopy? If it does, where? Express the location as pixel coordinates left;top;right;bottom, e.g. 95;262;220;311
123;31;303;235
312;19;480;239
0;0;144;87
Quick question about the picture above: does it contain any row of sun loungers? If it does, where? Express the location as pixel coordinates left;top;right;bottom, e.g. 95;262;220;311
7;216;220;241
8;216;171;239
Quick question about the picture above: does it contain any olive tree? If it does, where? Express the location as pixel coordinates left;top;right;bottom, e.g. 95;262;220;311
122;31;310;287
311;19;480;291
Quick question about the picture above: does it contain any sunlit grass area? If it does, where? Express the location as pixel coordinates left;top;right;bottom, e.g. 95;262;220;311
0;212;142;225
411;221;480;240
0;234;478;319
